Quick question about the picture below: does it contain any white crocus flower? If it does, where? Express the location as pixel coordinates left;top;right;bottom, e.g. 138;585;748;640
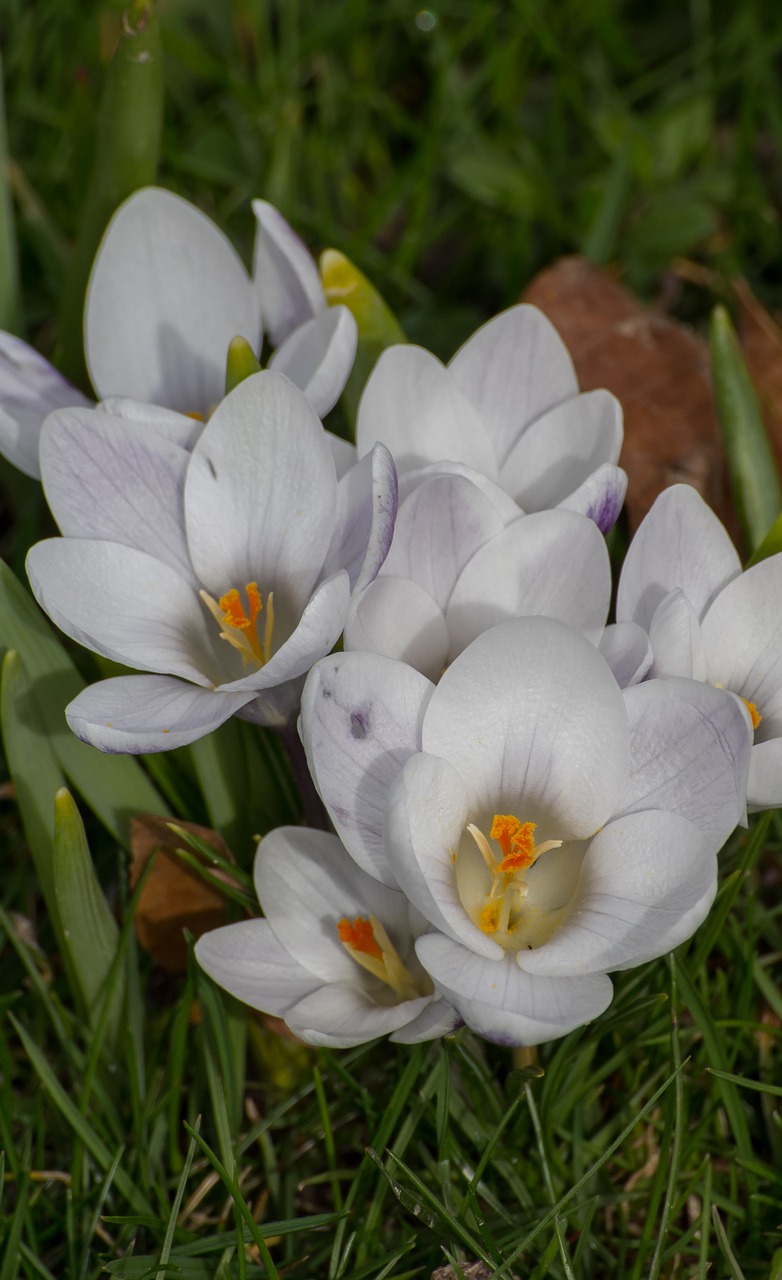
355;304;627;531
344;467;613;681
195;826;458;1048
0;333;90;478
26;370;396;752
300;617;751;1046
617;482;782;810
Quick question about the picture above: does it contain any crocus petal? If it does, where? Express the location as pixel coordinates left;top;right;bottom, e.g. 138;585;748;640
255;826;413;982
270;306;357;417
399;461;524;526
557;464;628;534
445;509;611;655
251;198;325;345
385;752;502;958
185;371;336;611
327;431;358;480
390;998;461;1043
700;555;782;738
0;333;90;479
300;651;434;884
356;345;497;477
344;577;450;682
500;389;622;511
618;678;751;848
321;444;398;592
66;674;251;753
39;408;193;581
747;739;782;810
98;397;203;450
422;617;629;832
616;484;741;631
195;919;321;1014
27;539;217;683
381;473;504;610
521;810;716;977
648;590;707;680
448;305;579;467
286;984;433;1048
86;187;260;413
416;934;613;1047
599;623;653;688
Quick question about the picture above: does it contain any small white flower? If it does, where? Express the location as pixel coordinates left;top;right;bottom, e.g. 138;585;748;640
195;826;458;1047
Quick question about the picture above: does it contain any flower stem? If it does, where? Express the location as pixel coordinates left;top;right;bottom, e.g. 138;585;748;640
275;724;331;831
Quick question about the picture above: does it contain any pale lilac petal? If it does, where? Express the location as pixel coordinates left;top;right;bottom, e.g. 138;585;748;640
344;577;450;682
599;623;653;688
321;444;398;592
416;934;613;1046
382;473;503;610
66;675;251;753
390;998;460;1043
0;333;90;479
422;618;629;831
619;678;751;848
286;984;433;1048
270;306;357;417
251;199;324;345
747;739;782;810
196;919;321;1014
399;461;525;525
558;464;628;534
445;510;611;656
327;431;358;480
500;389;622;511
26;539;217;682
385;752;501;958
98;397;203;449
617;484;742;631
39;408;193;580
648;590;707;680
448;305;579;467
701;555;782;739
185;371;336;611
255;826;413;981
356;345;497;477
86;187;260;413
521;811;716;977
300;651;434;884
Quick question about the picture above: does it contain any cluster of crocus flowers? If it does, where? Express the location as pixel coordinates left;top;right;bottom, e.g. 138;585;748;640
6;187;778;1049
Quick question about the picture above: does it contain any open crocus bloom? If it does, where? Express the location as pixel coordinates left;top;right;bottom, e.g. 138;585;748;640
344;466;613;681
301;617;751;1045
195;827;458;1047
26;370;396;751
617;483;782;810
355;304;627;531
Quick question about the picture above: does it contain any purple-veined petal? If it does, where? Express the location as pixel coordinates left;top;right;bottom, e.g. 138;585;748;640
251;199;324;344
0;333;90;479
500;389;622;511
558;463;627;534
598;622;653;689
422;617;629;832
616;484;741;631
520;810;716;977
321;444;398;593
300;651;434;884
344;577;450;682
185;371;337;611
416;933;613;1046
66;674;252;753
445;509;611;656
618;677;751;848
448;305;579;467
86;187;260;413
286;983;433;1048
270;306;357;417
355;345;497;477
648;590;707;680
195;919;321;1014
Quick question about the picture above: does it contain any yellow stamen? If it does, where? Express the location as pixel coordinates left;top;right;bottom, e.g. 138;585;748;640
480;903;500;934
336;914;423;1000
494;817;538;873
743;698;761;730
200;581;275;668
470;813;563;938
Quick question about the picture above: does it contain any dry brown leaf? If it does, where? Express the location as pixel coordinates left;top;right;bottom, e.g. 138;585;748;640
130;814;237;972
734;278;782;477
522;257;732;532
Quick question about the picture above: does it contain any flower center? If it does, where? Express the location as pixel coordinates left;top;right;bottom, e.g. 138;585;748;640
200;582;275;668
464;814;565;950
742;698;761;731
337;914;425;1001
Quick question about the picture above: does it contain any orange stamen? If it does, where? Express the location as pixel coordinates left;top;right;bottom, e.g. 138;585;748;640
743;698;761;731
490;814;524;860
337;915;382;960
492;816;538;872
219;588;251;631
246;582;262;627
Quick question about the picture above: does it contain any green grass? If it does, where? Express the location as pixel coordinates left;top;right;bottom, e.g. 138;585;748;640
2;0;782;1275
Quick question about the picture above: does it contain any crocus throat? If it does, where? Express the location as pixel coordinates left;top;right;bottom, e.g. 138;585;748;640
337;914;424;1001
200;581;275;668
467;814;563;944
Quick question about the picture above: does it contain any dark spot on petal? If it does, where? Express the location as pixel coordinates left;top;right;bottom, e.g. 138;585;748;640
350;710;370;739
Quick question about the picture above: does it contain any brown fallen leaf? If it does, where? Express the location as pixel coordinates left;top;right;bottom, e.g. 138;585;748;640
130;814;238;972
522;257;733;534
